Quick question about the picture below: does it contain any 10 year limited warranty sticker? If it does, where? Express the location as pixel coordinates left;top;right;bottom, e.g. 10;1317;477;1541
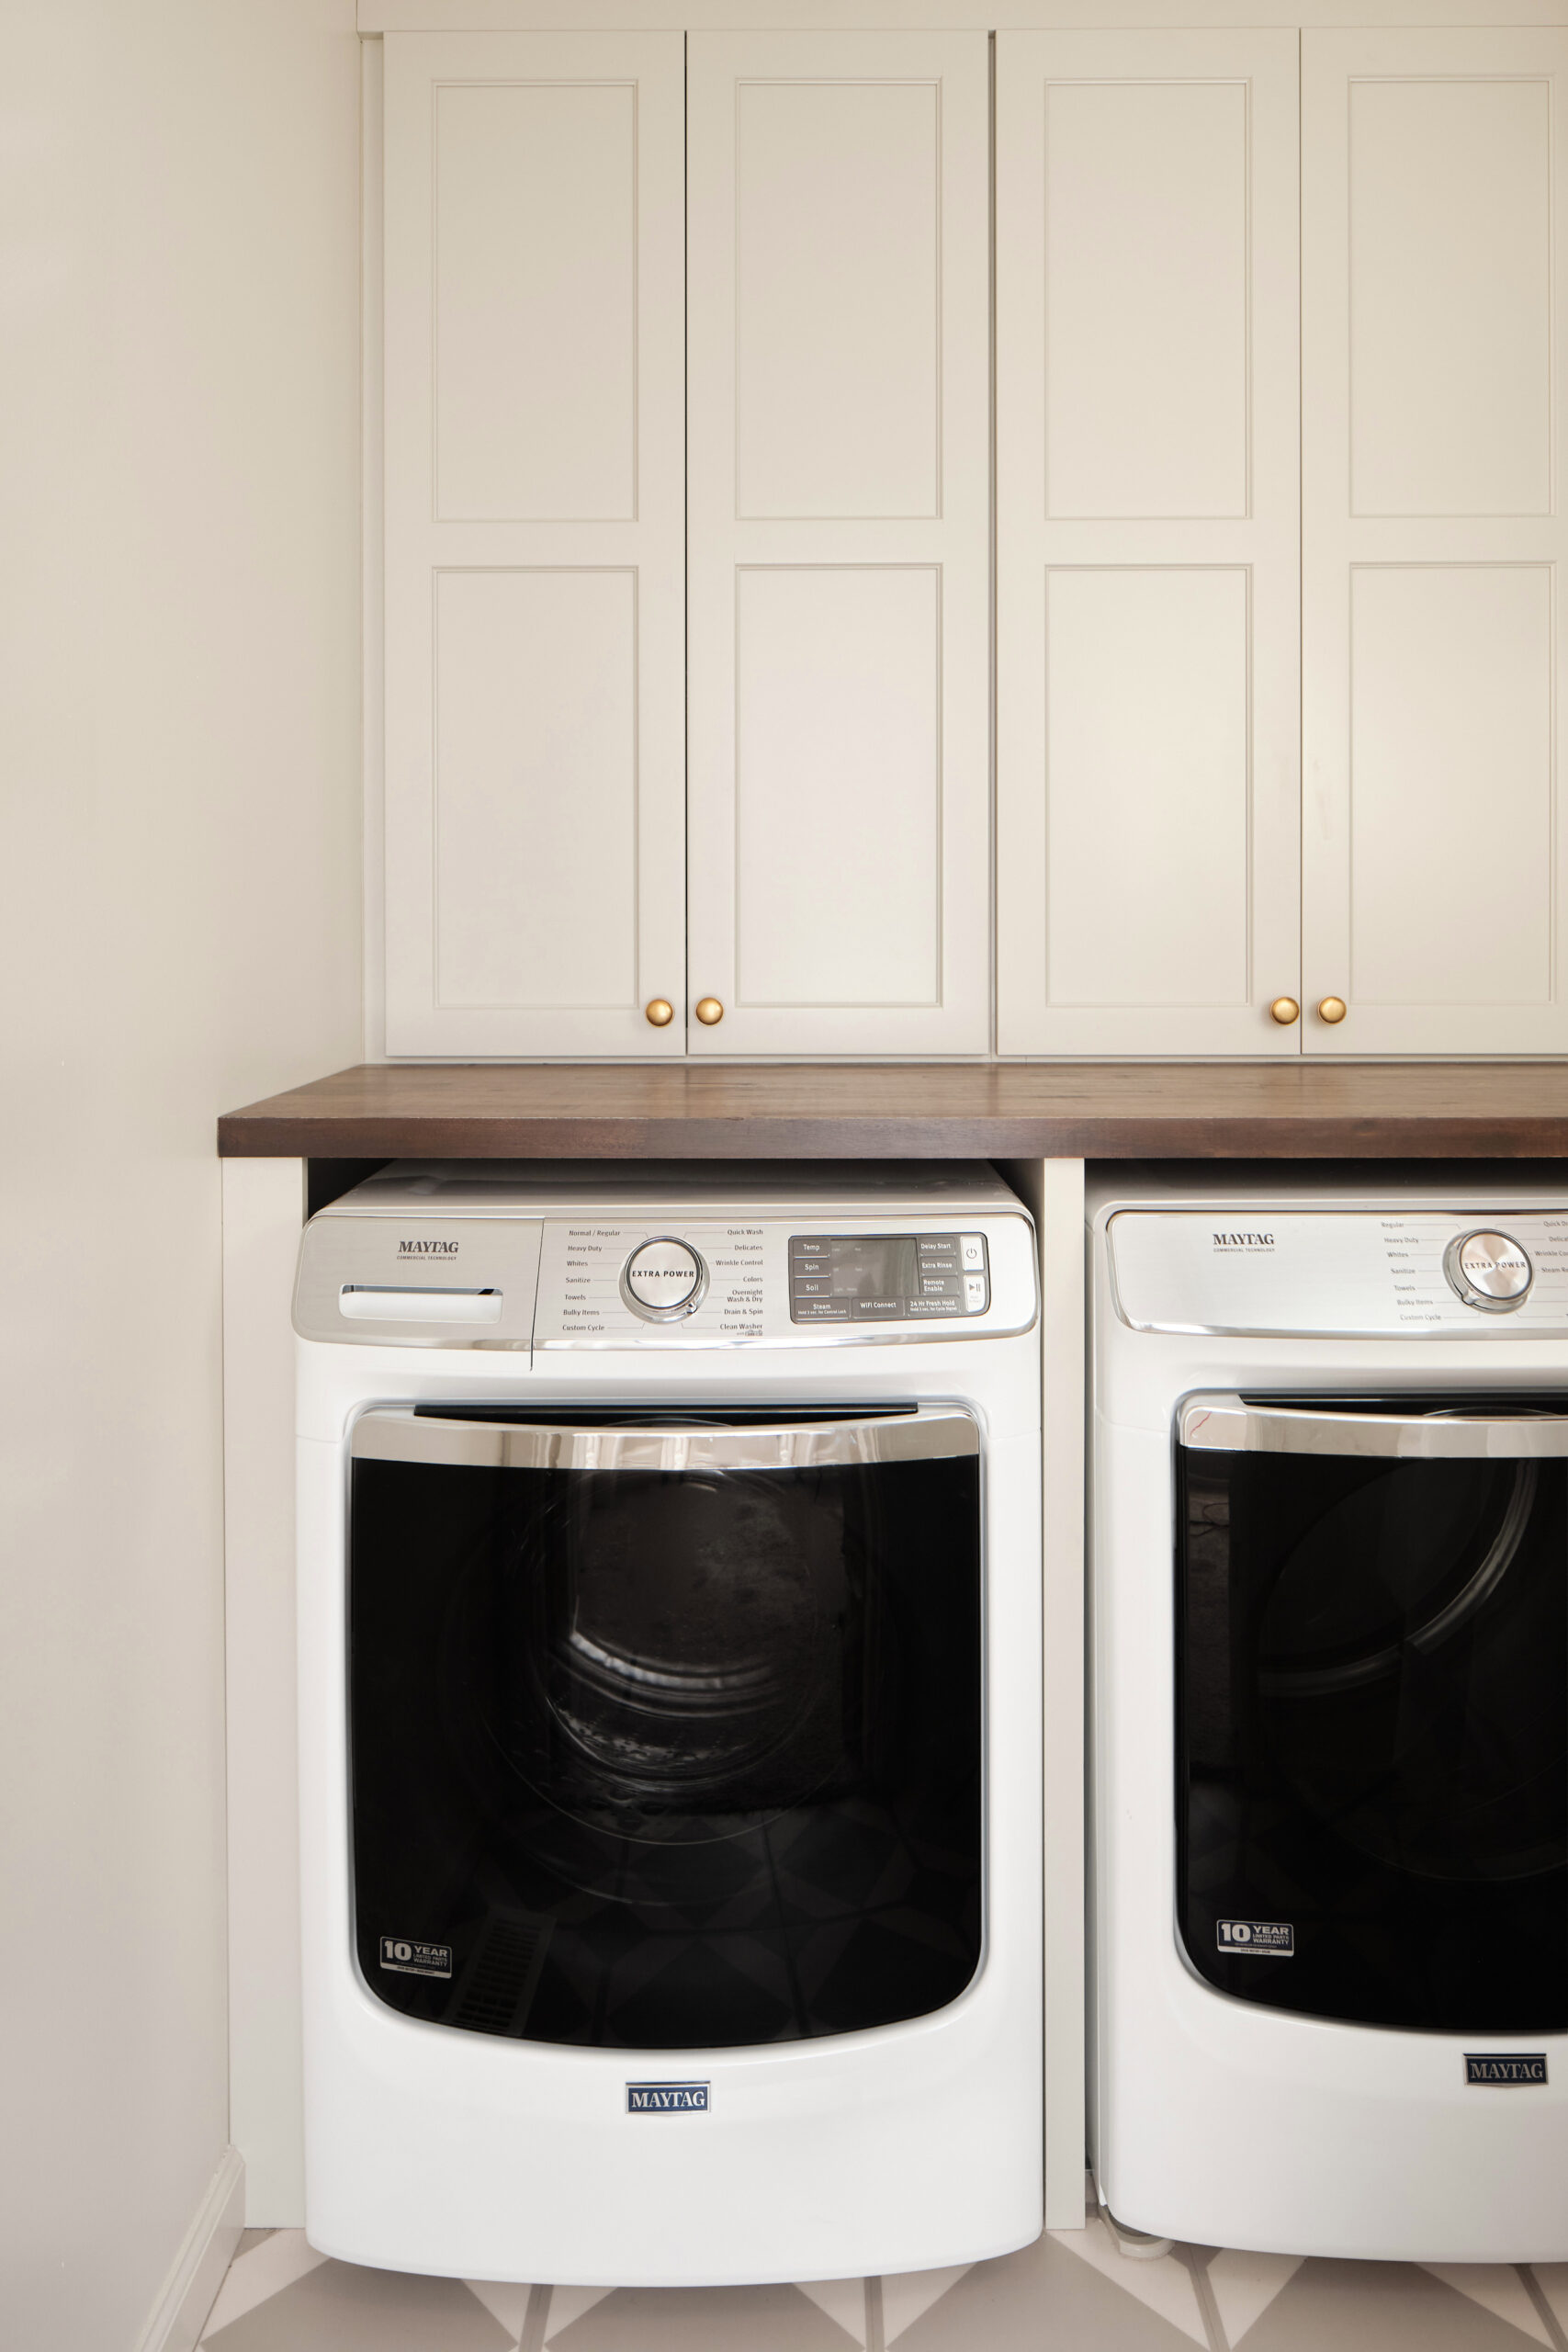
1216;1918;1294;1957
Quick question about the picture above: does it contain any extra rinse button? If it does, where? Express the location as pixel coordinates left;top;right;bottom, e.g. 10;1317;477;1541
621;1237;707;1322
1443;1229;1533;1312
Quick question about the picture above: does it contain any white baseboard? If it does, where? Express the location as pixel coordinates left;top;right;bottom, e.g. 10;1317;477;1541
131;2146;245;2352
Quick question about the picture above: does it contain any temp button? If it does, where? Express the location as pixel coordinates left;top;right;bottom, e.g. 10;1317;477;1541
621;1237;707;1322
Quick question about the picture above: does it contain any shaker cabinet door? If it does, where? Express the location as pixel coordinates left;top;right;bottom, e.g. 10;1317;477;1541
1302;31;1568;1056
996;32;1301;1057
382;32;685;1057
685;32;991;1057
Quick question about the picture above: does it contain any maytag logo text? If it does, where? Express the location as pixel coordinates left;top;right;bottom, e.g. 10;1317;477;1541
1464;2053;1548;2086
398;1238;459;1257
626;2082;710;2114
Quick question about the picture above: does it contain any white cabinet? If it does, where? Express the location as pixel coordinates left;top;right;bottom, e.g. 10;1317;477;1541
382;26;987;1061
378;22;1568;1067
382;32;685;1057
996;31;1301;1057
685;32;991;1056
1302;29;1568;1056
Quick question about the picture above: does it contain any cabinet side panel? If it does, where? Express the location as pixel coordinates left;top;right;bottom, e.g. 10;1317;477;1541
224;1159;307;2223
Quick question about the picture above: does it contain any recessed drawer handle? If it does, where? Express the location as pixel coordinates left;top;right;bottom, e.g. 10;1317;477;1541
339;1286;502;1325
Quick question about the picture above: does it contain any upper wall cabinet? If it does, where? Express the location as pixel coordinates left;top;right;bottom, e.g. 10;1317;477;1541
382;32;685;1056
685;32;991;1056
1302;30;1568;1056
995;31;1301;1057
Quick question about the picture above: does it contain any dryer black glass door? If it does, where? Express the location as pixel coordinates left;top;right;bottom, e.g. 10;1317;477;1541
346;1408;983;2050
1178;1396;1568;2033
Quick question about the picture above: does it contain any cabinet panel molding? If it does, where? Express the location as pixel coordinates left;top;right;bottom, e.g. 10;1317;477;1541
433;568;638;1011
1348;75;1551;521
434;79;637;522
1348;564;1553;1011
1043;567;1251;1012
998;29;1300;1057
687;28;990;1057
736;78;941;523
383;29;684;1057
1303;28;1568;1055
1043;77;1248;522
735;565;942;1008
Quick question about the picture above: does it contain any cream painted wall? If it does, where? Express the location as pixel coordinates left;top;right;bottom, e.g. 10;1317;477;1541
0;5;362;2345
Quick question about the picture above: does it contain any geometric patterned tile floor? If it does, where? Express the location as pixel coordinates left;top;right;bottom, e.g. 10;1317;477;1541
198;2208;1568;2352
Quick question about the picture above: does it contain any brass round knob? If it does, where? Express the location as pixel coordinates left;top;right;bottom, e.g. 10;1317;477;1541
644;998;674;1028
694;997;724;1026
1269;996;1300;1026
1316;996;1348;1025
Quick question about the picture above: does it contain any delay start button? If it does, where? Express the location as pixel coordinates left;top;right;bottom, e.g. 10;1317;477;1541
620;1236;707;1322
1443;1229;1533;1313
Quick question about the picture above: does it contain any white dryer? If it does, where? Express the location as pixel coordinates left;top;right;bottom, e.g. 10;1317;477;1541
294;1161;1042;2286
1091;1168;1568;2261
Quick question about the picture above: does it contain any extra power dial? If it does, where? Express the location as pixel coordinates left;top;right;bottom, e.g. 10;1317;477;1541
1442;1229;1533;1312
620;1236;708;1322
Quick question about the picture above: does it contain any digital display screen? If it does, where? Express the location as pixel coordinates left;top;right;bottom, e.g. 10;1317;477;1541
789;1232;988;1323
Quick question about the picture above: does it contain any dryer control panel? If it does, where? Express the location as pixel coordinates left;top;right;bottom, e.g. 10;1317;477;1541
1109;1209;1568;1337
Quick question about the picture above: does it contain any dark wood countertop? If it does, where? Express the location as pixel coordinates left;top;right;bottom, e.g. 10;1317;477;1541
218;1060;1568;1160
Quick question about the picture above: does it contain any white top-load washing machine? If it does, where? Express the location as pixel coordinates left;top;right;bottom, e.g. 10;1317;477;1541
1090;1167;1568;2263
294;1161;1042;2287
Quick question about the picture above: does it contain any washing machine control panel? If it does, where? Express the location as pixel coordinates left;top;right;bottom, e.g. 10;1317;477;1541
531;1216;1032;1348
295;1201;1037;1350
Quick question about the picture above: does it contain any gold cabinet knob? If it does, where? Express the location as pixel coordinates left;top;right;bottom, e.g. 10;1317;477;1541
694;997;725;1026
1269;996;1300;1026
1316;996;1348;1025
644;998;674;1028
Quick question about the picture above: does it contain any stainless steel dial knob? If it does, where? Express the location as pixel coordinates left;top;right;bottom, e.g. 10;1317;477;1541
620;1235;707;1321
1442;1228;1533;1312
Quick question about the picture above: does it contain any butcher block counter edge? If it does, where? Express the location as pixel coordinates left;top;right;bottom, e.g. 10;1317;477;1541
217;1061;1568;1160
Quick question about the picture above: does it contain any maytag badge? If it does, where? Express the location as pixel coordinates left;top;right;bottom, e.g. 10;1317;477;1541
378;1936;453;1979
1216;1918;1294;1957
626;2081;710;2114
1465;2053;1548;2086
